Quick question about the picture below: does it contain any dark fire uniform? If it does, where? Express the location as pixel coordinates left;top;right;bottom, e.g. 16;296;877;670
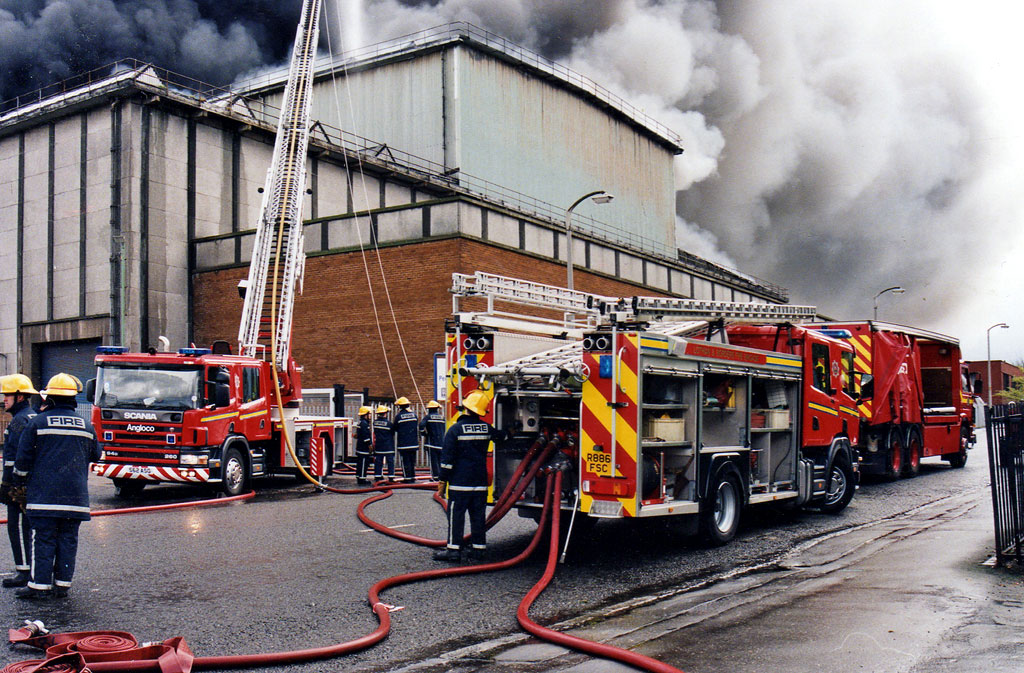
14;401;100;592
438;413;504;555
2;398;35;577
354;415;373;485
419;409;446;480
372;413;395;480
394;407;419;483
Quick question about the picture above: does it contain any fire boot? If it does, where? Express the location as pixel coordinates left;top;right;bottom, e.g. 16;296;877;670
433;547;461;562
15;586;52;600
2;571;30;588
465;548;486;563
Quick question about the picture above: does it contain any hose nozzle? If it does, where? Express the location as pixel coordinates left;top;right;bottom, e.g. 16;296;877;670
21;619;48;636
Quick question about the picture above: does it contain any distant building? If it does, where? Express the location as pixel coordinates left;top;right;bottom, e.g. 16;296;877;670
0;23;788;401
966;361;1022;403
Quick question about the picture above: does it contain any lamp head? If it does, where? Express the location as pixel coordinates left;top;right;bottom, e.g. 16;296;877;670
591;193;614;204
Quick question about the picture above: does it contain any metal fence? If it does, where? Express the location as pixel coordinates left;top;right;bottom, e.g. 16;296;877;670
987;402;1024;567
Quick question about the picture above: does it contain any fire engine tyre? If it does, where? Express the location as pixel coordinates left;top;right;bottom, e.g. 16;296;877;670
820;457;855;514
701;472;741;545
945;426;970;468
902;427;922;478
221;447;248;497
112;478;146;499
884;429;903;480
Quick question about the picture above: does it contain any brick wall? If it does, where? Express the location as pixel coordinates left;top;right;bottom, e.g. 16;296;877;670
193;237;667;401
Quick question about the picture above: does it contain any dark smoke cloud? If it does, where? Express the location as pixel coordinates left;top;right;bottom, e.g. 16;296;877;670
2;0;1013;354
0;0;302;101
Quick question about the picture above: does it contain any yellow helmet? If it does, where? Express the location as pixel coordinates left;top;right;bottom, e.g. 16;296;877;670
42;373;83;397
1;373;38;396
462;390;490;416
395;396;410;407
426;400;441;409
358;406;372;416
375;405;390;414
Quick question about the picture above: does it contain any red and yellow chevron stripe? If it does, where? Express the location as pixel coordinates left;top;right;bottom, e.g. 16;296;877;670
848;331;873;421
580;333;640;517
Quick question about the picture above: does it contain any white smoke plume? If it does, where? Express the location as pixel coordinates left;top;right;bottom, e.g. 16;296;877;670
355;0;1021;357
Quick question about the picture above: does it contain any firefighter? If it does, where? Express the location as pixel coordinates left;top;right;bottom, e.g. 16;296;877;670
372;405;396;481
354;406;374;485
419;400;445;480
12;373;100;599
1;374;38;588
434;390;505;563
394;397;419;483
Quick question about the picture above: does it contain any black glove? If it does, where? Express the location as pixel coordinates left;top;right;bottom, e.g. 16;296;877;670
0;482;10;506
9;485;26;509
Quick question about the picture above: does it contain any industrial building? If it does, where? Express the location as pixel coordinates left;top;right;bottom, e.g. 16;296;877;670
0;23;788;404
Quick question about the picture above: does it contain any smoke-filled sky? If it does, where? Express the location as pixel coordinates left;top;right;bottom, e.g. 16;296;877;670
2;0;1020;362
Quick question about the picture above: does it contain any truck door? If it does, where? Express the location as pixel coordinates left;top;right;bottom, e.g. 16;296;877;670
803;340;843;445
237;365;271;441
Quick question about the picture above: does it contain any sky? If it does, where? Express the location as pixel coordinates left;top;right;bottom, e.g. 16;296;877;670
1;0;1020;363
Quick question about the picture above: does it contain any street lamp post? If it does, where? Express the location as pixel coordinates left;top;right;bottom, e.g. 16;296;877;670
987;322;1010;407
565;190;613;291
873;286;905;321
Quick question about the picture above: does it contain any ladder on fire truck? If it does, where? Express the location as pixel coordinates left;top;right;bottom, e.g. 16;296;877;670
451;272;818;380
236;0;321;369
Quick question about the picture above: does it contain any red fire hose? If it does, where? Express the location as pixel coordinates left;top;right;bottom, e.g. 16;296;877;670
0;491;255;526
6;464;687;673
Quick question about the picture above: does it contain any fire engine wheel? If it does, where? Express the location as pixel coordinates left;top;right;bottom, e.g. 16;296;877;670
944;426;970;468
702;472;741;545
902;427;922;478
820;458;855;514
221;447;248;497
112;478;146;500
885;430;903;480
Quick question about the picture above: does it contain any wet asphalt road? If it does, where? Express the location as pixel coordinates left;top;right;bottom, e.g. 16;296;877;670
0;439;993;673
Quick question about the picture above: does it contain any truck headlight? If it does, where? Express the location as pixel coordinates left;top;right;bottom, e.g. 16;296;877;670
180;454;209;466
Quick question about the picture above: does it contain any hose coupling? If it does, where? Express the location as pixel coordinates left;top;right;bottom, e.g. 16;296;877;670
21;619;48;636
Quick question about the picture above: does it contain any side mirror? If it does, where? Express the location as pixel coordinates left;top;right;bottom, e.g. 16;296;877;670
85;378;96;404
214;382;230;408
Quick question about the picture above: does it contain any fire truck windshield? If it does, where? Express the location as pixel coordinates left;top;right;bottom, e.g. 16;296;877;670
96;364;204;410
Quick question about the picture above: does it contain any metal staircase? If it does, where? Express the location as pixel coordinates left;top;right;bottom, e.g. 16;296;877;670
237;0;321;368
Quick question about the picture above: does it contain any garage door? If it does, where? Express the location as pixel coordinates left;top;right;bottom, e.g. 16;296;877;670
39;339;101;417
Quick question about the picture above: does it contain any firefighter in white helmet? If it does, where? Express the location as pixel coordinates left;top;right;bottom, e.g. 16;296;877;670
354;406;374;486
12;373;99;599
418;400;445;480
1;374;38;588
434;390;508;563
393;397;419;483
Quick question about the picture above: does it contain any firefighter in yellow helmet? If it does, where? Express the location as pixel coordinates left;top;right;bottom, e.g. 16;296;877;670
1;374;38;588
12;373;100;599
434;390;508;563
354;406;374;486
419;400;445;480
393;397;419;483
372;405;395;481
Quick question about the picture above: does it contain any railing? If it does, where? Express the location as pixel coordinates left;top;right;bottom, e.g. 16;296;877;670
987;402;1024;568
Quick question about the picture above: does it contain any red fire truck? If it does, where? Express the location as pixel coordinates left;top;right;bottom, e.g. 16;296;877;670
87;0;347;497
808;321;974;477
445;273;859;544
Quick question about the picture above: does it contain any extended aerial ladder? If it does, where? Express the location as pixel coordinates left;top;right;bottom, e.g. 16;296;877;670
237;0;322;389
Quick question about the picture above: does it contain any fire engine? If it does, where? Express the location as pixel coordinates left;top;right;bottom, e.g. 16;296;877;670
445;272;860;544
807;321;974;478
87;0;347;497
